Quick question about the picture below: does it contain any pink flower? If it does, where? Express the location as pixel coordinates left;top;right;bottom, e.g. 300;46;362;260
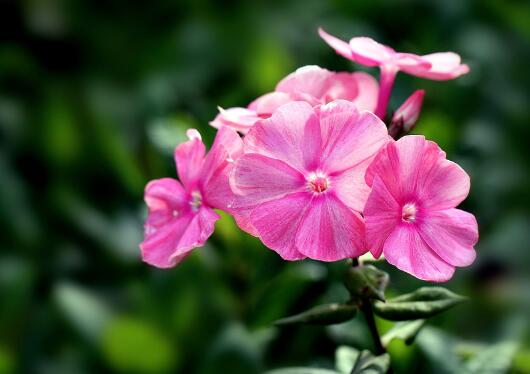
140;127;243;268
210;65;379;133
318;28;469;118
363;135;478;282
230;100;389;261
388;89;425;137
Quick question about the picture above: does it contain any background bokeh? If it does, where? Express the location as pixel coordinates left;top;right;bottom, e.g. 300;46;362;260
1;0;529;373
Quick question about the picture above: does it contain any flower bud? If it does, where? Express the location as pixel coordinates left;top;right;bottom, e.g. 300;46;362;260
391;89;425;133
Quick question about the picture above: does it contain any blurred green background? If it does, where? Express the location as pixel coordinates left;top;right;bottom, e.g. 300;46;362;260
1;0;529;373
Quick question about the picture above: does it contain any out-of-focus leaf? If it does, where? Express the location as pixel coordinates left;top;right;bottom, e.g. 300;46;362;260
265;368;340;374
101;316;176;374
350;350;390;374
373;287;466;321
416;327;461;374
41;90;80;166
381;320;426;347
147;114;195;155
464;341;517;374
0;347;15;374
250;262;327;326
54;283;112;342
335;345;360;374
199;323;274;374
275;303;357;326
344;265;389;302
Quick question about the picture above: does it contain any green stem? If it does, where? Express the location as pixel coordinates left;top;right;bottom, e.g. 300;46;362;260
360;300;386;355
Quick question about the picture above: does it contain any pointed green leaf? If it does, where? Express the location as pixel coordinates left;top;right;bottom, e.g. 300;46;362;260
264;368;340;374
350;350;390;374
373;287;467;321
381;320;426;347
344;265;389;302
274;303;357;326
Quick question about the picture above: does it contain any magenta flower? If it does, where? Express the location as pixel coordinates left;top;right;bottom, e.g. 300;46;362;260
318;28;469;119
140;127;243;268
230;100;389;261
210;65;379;133
363;135;478;282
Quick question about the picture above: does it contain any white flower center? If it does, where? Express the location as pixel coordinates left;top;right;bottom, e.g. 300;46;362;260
190;190;202;211
307;172;330;194
401;203;417;223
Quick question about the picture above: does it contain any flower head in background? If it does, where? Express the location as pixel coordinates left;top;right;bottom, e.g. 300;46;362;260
230;100;389;261
210;65;379;133
363;135;478;281
140;127;242;268
318;28;469;118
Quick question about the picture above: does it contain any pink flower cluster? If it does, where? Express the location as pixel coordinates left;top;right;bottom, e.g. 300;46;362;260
140;29;477;282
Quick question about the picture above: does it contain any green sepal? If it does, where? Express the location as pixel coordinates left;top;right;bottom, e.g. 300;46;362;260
344;265;389;302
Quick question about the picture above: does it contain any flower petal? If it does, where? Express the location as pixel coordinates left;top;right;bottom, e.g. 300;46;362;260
230;153;305;205
244;101;321;172
248;92;294;117
318;28;354;60
349;72;379;112
296;194;366;261
200;126;243;211
210;107;261;133
418;209;478;267
393;136;470;210
349;37;396;66
276;65;333;101
403;52;469;80
140;207;220;268
383;224;455;282
365;140;402;202
250;192;310;260
319;100;389;173
140;213;194;268
329;157;372;212
174;129;205;190
364;176;401;258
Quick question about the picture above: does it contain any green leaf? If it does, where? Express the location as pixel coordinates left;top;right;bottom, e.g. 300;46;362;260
274;303;357;326
264;368;340;374
350;350;391;374
381;320;426;347
373;287;466;321
101;316;177;374
344;265;389;302
464;341;518;374
54;282;112;342
335;346;360;374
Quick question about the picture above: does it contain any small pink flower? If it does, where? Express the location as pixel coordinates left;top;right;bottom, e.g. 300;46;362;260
210;65;379;133
388;89;425;137
318;28;469;118
230;100;389;261
363;135;478;282
140;127;243;268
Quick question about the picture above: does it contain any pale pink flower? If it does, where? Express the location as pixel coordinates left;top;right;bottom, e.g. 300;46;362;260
318;28;469;118
230;100;389;261
363;135;478;282
140;127;243;268
210;65;378;133
388;89;425;137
